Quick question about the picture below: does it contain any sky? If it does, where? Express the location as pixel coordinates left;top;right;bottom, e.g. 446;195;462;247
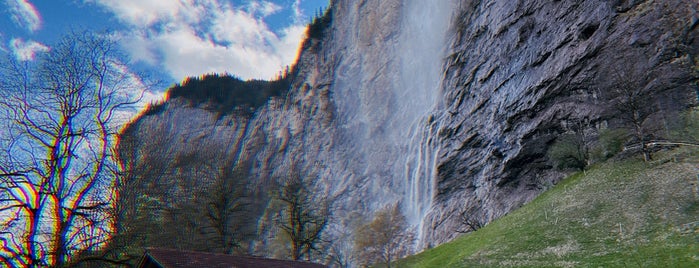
0;0;329;91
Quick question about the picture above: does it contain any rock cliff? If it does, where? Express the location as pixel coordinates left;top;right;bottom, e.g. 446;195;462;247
125;0;699;250
426;0;698;244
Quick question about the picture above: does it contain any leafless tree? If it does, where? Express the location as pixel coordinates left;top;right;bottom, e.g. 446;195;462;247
112;114;259;260
195;148;256;255
323;219;361;268
354;204;415;268
456;208;485;234
611;72;660;162
276;170;329;261
0;31;145;267
104;109;180;264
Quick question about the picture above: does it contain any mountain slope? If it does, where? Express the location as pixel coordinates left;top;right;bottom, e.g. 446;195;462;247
402;148;699;267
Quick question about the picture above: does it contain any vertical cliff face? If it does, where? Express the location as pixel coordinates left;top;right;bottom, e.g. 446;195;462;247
241;0;456;247
126;0;698;251
424;0;699;244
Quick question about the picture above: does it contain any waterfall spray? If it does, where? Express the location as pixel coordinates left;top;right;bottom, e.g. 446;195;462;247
326;0;455;252
398;0;454;246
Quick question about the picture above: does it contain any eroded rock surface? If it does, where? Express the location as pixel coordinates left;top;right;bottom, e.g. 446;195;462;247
425;0;698;244
126;0;699;250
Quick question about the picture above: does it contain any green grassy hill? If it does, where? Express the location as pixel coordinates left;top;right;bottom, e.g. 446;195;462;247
402;148;699;267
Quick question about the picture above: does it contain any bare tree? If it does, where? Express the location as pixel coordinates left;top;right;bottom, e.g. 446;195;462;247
196;152;256;255
106;110;181;264
611;74;660;162
354;204;415;268
112;115;260;260
456;208;485;234
325;234;355;268
323;219;361;268
276;170;329;261
0;32;145;267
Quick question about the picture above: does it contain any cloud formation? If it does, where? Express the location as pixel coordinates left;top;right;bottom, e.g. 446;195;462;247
108;61;165;126
10;38;48;61
89;0;308;81
246;1;281;17
5;0;42;32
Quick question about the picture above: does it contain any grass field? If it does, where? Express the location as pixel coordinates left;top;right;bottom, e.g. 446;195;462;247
400;147;699;267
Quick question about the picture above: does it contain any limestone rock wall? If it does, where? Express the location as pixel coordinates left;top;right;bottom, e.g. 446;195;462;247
425;0;699;244
127;0;699;250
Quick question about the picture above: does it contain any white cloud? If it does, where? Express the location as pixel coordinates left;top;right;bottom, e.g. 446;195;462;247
275;24;306;66
5;0;42;32
9;38;48;61
107;61;165;126
88;0;309;81
291;0;304;24
247;1;282;17
84;0;186;27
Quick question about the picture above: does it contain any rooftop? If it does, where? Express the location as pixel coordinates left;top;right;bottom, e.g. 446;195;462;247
138;248;327;268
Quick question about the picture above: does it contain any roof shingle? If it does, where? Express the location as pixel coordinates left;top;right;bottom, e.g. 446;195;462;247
140;248;327;268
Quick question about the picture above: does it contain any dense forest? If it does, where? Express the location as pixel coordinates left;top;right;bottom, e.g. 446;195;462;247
144;72;292;116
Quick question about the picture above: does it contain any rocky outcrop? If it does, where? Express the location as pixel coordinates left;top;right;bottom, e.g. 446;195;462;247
425;0;698;244
125;0;699;252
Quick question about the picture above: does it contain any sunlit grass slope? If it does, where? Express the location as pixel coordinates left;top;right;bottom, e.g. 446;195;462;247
402;148;699;267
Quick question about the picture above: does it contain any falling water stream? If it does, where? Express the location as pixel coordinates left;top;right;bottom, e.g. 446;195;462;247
328;0;455;247
398;0;454;244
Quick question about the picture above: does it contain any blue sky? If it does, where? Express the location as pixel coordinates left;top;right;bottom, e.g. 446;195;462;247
0;0;329;91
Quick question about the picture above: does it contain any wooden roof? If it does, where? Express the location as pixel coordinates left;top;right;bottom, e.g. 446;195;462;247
137;248;327;268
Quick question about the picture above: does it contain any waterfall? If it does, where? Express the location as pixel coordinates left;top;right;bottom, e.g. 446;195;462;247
397;0;454;245
326;0;454;250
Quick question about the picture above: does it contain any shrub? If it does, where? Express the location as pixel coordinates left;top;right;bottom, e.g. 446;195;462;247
590;128;628;162
549;133;588;171
669;107;699;143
